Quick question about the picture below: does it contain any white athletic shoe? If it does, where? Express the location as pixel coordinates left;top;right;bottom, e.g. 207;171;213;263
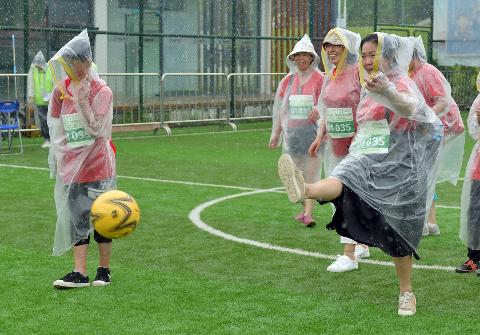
428;223;440;236
354;245;370;259
422;222;429;237
41;140;51;148
278;154;305;203
398;291;416;316
327;255;358;272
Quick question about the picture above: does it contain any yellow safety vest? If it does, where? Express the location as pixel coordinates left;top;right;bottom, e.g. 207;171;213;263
33;66;54;106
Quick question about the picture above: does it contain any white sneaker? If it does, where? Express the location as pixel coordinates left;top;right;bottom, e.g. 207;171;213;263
327;255;358;272
41;140;51;148
422;222;429;236
398;291;416;316
278;154;305;203
354;245;370;259
428;223;440;235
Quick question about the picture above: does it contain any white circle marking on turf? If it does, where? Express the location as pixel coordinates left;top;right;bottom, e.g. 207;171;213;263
0;163;459;271
189;189;457;272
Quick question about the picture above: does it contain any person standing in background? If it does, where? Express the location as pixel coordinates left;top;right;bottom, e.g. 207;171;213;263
27;51;54;148
456;72;480;275
269;34;324;227
408;36;465;237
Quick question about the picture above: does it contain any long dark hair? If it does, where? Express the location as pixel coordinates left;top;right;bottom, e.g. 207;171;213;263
360;33;378;50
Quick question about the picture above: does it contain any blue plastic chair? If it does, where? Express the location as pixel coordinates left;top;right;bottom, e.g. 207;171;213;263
0;100;23;154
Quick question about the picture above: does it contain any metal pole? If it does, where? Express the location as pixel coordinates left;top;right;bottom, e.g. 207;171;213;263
229;0;237;117
12;35;17;100
308;0;314;38
23;0;29;102
373;0;378;32
429;0;434;63
158;0;164;75
139;0;144;122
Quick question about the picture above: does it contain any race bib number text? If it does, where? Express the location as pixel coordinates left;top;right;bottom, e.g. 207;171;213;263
289;95;314;120
62;113;94;148
326;108;355;138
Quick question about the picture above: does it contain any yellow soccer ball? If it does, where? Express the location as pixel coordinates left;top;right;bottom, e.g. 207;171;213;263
90;190;140;239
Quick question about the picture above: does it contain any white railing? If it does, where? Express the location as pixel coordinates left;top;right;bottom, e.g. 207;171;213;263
0;72;285;135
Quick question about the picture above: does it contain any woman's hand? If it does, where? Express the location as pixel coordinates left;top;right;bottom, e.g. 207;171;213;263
269;134;280;149
77;80;90;107
307;107;320;124
365;73;390;94
308;135;323;158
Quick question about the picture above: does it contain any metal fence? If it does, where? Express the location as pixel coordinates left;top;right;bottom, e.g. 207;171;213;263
1;69;477;136
227;72;285;120
99;73;161;124
161;73;228;121
441;69;478;111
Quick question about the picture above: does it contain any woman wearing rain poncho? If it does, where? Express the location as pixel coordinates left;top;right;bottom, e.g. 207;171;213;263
277;32;443;316
27;50;54;148
456;73;480;275
307;27;370;272
408;36;465;237
269;34;324;227
47;29;117;289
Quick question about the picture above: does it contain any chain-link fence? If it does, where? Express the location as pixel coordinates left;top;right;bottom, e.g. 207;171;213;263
99;73;161;124
227;72;285;120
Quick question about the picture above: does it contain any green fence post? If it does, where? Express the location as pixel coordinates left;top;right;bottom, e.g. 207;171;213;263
429;0;434;63
139;0;144;122
23;0;29;104
229;0;237;118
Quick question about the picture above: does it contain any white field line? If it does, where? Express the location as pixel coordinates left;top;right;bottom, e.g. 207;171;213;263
188;189;457;271
0;163;459;271
1;163;461;206
0;163;275;192
17;127;272;148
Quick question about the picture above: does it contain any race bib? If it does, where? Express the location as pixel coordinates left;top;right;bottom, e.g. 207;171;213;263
326;108;355;138
289;95;314;120
350;119;390;154
62;113;94;148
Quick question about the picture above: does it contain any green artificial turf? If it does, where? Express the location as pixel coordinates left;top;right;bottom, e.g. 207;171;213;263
1;119;479;334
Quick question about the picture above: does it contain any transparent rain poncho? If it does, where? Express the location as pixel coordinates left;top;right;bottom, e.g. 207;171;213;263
460;86;480;249
330;33;443;256
47;29;116;256
317;27;361;175
270;34;324;182
27;51;54;127
408;36;465;185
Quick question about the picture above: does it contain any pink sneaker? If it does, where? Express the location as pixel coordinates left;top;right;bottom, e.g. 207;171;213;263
295;211;305;223
302;215;316;227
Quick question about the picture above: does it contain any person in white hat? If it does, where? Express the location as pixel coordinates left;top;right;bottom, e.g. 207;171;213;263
269;34;325;227
307;27;369;272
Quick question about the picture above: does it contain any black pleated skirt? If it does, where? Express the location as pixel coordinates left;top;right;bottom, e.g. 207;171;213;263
321;186;419;260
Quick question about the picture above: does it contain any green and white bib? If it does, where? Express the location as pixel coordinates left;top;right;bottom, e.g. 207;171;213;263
326;108;355;138
350;119;390;154
288;95;314;120
62;113;94;148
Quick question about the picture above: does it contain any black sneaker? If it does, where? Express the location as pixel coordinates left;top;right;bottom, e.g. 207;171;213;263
92;267;111;287
53;271;90;289
455;259;480;273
